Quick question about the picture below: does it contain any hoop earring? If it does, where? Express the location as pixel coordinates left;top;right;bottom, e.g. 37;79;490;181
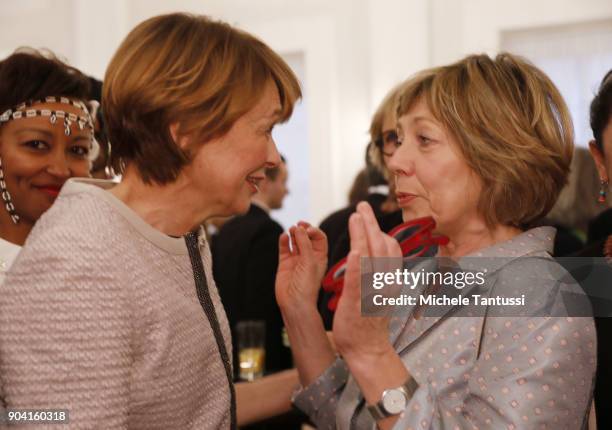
599;179;609;204
0;157;19;224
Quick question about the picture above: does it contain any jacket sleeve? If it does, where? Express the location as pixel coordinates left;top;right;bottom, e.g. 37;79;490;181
292;358;350;429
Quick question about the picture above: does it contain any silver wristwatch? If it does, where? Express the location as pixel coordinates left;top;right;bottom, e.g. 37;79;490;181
367;378;419;421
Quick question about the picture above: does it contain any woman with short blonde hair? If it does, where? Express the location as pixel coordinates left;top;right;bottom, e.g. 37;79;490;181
103;13;299;184
278;53;595;429
396;53;573;228
0;13;300;429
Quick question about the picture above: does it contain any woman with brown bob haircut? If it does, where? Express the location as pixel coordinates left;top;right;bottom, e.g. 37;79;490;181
276;53;595;429
0;13;301;429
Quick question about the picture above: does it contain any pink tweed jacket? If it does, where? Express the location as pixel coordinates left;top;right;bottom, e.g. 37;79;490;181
0;179;232;429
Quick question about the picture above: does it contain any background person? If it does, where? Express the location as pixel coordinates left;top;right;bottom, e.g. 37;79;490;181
578;68;612;429
584;69;612;258
0;48;98;281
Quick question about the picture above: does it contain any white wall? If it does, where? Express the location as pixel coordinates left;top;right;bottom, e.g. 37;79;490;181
431;0;612;63
1;0;74;61
502;19;612;147
1;0;611;224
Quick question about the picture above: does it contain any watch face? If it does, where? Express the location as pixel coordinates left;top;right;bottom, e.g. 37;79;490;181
382;388;407;414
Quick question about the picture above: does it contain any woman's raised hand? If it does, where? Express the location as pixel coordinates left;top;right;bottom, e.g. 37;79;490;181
332;202;402;360
275;223;336;387
275;222;328;313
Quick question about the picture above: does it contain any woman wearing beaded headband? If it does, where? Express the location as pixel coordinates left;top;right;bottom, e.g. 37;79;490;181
0;49;97;281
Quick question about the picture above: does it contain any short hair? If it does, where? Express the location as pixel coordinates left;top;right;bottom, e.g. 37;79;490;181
0;48;91;116
264;155;286;181
367;83;404;178
103;13;301;184
397;53;574;227
590;69;612;154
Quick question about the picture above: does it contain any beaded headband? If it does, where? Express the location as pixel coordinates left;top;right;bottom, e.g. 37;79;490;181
0;96;95;136
0;96;97;225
